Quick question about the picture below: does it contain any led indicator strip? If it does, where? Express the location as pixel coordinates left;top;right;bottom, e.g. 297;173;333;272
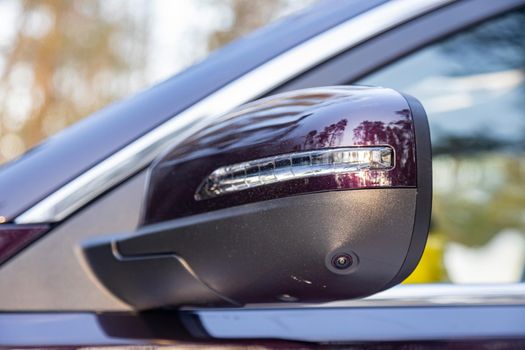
195;146;394;200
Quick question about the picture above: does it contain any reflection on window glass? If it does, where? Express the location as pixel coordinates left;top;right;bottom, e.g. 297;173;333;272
359;8;525;284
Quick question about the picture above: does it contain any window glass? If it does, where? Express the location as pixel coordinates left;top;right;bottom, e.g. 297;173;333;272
359;8;525;284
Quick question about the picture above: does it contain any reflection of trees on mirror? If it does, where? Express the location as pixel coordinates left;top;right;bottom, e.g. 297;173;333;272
303;119;347;149
352;110;415;185
173;90;355;158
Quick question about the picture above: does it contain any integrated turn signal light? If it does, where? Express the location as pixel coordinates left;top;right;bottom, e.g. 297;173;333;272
195;146;394;200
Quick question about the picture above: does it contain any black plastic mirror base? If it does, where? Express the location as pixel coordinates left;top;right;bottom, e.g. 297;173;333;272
84;188;419;309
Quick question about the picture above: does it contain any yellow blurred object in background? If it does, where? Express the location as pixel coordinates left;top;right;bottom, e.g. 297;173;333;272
404;233;448;283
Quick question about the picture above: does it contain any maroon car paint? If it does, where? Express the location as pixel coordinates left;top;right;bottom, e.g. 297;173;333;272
143;86;417;225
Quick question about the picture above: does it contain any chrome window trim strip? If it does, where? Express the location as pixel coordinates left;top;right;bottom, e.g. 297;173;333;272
15;0;452;224
0;284;523;346
327;283;525;307
192;284;525;342
196;283;525;309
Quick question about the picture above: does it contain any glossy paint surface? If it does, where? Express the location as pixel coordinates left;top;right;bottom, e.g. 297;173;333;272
0;224;50;264
144;86;417;224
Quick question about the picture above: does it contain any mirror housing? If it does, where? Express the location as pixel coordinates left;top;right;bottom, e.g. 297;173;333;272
82;86;431;309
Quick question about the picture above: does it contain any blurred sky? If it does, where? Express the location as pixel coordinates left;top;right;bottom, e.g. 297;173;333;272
146;0;314;83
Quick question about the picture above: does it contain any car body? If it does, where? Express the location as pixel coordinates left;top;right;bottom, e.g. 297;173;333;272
0;0;524;347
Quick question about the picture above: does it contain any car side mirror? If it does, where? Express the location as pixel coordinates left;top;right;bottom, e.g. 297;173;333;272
82;86;431;310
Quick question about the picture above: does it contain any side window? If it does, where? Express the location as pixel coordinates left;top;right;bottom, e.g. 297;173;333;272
359;8;525;284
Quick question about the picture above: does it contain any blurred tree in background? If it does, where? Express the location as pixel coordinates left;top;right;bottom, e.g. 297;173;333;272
206;0;282;51
0;0;150;162
0;0;312;163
